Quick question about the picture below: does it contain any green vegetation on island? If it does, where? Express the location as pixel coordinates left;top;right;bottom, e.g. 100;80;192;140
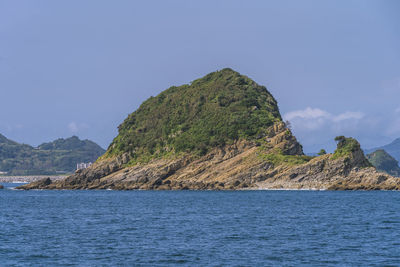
106;68;282;162
0;135;105;175
259;152;313;167
366;149;400;177
364;138;400;163
18;68;400;191
332;136;362;159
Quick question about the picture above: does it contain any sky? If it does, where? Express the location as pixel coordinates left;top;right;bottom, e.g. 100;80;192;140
0;0;399;153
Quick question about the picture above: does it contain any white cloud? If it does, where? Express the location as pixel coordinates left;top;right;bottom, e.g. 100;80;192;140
284;107;330;121
283;107;364;131
332;111;364;122
282;107;367;152
283;106;400;153
68;122;79;133
68;122;89;134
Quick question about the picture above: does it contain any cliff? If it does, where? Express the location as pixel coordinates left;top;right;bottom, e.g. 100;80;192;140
18;69;400;190
19;123;400;191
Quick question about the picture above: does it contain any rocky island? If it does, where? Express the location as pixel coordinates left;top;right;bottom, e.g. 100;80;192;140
18;68;400;190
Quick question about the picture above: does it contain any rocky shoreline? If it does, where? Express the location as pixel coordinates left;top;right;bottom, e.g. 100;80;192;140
16;70;400;191
0;175;67;184
17;123;400;191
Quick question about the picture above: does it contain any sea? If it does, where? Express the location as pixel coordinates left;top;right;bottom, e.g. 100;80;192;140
1;182;400;266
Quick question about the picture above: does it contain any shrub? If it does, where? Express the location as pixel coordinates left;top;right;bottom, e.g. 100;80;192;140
332;136;361;159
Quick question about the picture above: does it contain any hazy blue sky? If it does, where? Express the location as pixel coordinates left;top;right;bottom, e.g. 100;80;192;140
1;0;399;152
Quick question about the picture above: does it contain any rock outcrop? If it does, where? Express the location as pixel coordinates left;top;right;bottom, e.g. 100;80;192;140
17;69;400;190
18;177;52;190
18;122;400;190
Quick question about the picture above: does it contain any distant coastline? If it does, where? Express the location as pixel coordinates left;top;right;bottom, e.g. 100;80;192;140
0;175;68;183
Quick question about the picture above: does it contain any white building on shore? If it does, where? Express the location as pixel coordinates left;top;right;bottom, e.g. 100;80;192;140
76;162;92;170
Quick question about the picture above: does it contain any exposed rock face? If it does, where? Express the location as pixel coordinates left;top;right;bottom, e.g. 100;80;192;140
327;169;400;190
17;177;52;190
255;155;400;190
265;122;303;155
16;69;400;191
17;122;400;190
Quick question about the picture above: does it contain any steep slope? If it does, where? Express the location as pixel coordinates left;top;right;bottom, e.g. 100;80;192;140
20;125;400;190
18;69;400;190
365;138;400;162
366;149;400;177
256;136;400;190
18;122;306;189
0;135;105;175
106;68;282;160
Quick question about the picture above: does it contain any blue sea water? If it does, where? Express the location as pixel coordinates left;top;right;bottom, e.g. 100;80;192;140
1;183;400;266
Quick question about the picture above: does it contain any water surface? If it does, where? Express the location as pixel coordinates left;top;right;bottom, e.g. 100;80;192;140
1;183;400;266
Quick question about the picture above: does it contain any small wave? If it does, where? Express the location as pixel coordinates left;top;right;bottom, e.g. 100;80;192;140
28;254;51;259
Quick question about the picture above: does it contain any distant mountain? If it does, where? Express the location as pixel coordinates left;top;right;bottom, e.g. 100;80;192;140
366;149;400;177
0;135;105;175
0;133;17;145
38;136;103;153
365;138;400;163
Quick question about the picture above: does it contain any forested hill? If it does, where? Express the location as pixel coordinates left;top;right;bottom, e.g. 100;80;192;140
365;138;400;163
0;135;105;175
366;149;400;177
106;68;282;161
